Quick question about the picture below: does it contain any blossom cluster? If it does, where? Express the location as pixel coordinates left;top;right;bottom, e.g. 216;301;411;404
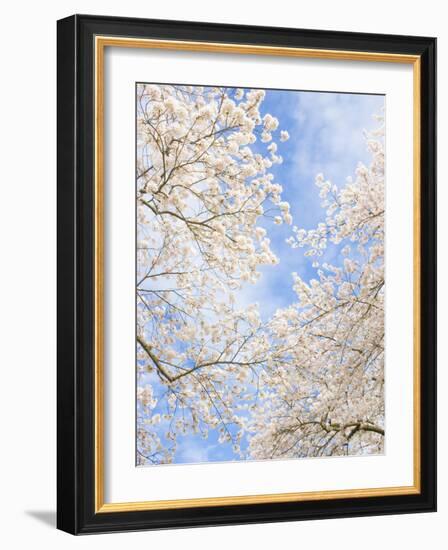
247;122;385;459
136;82;385;464
136;84;291;463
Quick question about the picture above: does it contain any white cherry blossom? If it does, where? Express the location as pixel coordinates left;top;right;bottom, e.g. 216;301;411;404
136;82;385;464
247;121;385;459
136;84;291;464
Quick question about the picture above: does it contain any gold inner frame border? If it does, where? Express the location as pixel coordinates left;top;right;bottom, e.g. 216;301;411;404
94;35;421;513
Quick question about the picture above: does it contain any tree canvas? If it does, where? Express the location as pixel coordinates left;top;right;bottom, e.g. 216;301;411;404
136;83;385;466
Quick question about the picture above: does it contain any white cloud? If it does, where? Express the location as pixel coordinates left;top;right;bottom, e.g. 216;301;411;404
177;440;215;464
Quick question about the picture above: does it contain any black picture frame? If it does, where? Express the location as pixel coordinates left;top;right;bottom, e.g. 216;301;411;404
57;14;436;535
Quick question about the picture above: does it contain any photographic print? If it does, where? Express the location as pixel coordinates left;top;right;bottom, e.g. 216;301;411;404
136;83;385;466
58;16;436;533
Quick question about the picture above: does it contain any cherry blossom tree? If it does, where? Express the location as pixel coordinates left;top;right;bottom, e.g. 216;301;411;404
136;82;385;465
246;121;385;459
136;84;291;464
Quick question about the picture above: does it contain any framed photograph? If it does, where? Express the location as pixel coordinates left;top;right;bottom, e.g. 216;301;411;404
57;14;436;534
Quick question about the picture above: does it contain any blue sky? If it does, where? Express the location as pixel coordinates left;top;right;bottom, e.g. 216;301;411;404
139;86;385;466
236;89;385;321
